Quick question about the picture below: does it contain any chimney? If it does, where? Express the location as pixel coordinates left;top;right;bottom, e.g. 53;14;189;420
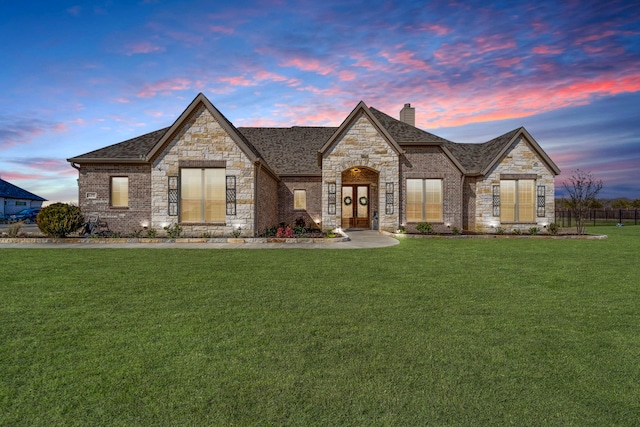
399;103;415;127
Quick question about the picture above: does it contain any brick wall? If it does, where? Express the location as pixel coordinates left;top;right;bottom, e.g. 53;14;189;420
401;146;464;233
78;163;151;234
256;166;279;235
278;176;322;228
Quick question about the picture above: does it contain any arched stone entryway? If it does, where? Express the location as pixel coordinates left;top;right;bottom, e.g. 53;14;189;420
340;166;379;229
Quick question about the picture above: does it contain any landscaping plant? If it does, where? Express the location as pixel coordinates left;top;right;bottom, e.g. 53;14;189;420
36;203;85;237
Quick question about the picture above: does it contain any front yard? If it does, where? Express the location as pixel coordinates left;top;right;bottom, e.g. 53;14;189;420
1;226;639;425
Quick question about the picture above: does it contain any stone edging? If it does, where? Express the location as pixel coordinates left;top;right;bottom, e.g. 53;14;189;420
380;231;608;240
0;236;351;245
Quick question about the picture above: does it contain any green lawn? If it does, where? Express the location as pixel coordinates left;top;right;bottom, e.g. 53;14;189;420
2;227;639;426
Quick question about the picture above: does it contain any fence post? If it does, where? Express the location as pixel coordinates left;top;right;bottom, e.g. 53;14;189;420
635;208;638;226
619;209;623;225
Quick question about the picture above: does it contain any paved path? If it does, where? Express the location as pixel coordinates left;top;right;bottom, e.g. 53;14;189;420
0;230;399;250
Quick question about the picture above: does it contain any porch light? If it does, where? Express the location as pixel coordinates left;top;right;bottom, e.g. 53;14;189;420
352;167;361;173
141;220;149;228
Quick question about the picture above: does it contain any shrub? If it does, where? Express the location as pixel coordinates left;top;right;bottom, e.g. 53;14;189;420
146;227;157;238
276;226;294;238
451;226;461;235
416;222;433;235
164;223;182;238
513;228;522;235
495;227;505;235
7;221;23;237
37;203;85;237
548;222;559;235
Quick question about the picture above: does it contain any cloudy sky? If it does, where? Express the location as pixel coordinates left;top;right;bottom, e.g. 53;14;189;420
1;0;639;203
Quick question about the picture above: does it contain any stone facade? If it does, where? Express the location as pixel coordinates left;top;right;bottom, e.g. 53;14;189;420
151;105;255;237
474;137;556;233
401;146;464;233
77;164;151;234
321;112;400;231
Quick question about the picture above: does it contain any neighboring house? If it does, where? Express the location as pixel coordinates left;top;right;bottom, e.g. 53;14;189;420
0;178;47;219
67;93;560;236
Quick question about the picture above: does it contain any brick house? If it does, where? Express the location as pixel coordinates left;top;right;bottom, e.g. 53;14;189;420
67;93;560;236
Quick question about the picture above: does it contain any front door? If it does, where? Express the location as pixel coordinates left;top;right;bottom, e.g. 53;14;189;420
341;185;369;229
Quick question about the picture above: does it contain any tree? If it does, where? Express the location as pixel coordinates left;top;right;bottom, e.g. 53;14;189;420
633;199;640;209
611;198;632;209
562;169;603;235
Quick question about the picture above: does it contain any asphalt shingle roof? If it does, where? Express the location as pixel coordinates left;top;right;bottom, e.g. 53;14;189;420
238;126;337;175
67;103;523;177
0;178;46;201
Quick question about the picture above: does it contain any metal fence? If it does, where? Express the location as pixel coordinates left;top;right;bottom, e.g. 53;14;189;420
555;208;639;227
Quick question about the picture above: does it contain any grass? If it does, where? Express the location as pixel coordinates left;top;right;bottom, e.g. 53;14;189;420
1;226;639;425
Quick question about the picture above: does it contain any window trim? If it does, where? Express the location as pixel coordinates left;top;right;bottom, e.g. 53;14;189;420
110;176;129;208
406;178;443;223
293;189;307;211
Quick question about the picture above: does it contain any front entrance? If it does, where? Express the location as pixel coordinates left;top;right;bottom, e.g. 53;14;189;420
342;185;369;229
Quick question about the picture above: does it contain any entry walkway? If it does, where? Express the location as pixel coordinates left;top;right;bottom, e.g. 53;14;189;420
0;230;399;250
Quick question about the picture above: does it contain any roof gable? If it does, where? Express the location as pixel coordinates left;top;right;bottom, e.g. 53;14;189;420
318;101;404;165
0;178;47;201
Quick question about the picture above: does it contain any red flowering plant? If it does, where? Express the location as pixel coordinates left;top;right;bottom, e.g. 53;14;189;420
275;226;295;238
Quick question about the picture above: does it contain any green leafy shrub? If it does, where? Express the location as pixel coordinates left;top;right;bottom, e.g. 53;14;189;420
451;226;461;235
37;203;85;237
548;222;559;235
416;222;434;235
146;227;157;238
529;227;539;235
495;226;505;235
513;228;522;235
164;223;183;238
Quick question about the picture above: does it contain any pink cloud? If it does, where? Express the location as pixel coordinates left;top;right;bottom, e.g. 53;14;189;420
209;25;235;34
136;77;192;98
123;41;165;56
532;45;564;55
494;57;522;68
474;35;517;54
219;75;254;86
379;50;432;73
280;58;334;75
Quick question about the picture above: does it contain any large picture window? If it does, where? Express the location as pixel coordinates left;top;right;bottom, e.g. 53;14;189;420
111;177;128;207
406;179;443;222
180;168;225;223
500;179;535;222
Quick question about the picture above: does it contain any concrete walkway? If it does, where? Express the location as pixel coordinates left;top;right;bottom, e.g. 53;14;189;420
0;229;399;250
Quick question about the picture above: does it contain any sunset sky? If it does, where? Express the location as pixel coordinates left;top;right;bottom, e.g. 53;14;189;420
1;0;639;203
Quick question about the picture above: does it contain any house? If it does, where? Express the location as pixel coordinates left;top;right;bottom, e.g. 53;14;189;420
0;178;47;219
67;93;560;236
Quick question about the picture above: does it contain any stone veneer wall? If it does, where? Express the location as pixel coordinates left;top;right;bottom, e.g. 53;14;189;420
78;163;151;233
475;137;556;233
462;176;477;231
150;105;255;237
321;112;399;231
255;166;279;235
401;146;464;233
278;176;322;229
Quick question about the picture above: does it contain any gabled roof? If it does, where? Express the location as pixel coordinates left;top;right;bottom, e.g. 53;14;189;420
67;95;560;178
239;127;337;175
318;101;404;165
0;178;47;201
369;107;452;144
443;127;560;175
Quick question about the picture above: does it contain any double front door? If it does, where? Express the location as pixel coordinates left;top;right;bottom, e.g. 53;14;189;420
341;185;369;229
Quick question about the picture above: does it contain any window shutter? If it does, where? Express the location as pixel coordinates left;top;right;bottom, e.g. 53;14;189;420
385;182;394;215
226;176;236;215
328;183;336;215
492;185;500;217
168;176;178;216
537;185;546;217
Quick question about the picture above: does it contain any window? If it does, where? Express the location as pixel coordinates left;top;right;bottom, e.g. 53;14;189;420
294;189;306;210
16;201;26;206
500;179;535;222
406;179;442;222
111;177;128;207
180;168;225;222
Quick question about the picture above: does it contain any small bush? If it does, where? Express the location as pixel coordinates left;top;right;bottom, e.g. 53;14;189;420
325;230;336;238
146;228;157;238
529;227;539;235
451;226;461;235
232;227;242;238
7;221;23;237
495;226;505;235
548;222;559;235
416;222;434;235
513;228;522;235
201;232;212;238
37;203;85;237
397;225;407;234
164;223;182;238
276;226;294;238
